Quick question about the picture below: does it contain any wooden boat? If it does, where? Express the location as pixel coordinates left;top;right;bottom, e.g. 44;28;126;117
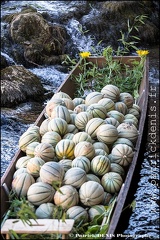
1;56;149;239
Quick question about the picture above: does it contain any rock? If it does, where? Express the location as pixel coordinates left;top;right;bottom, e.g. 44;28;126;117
8;8;67;66
1;65;45;107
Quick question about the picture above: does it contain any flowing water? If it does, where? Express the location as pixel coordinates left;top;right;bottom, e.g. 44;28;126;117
1;1;159;238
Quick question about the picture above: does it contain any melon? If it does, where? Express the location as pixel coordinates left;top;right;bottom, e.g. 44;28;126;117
86;174;101;184
26;142;40;157
74;104;88;113
48;118;68;136
72;156;91;173
55;139;75;160
75;111;93;131
86;103;107;119
88;205;106;221
85;91;103;106
104;117;120;128
66;206;88;224
41;131;61;148
67;124;79;134
98;98;115;112
34;142;55;162
91;155;110;176
106;110;125;123
117;122;139;143
119;92;134;108
50;105;71;123
40;161;64;185
74;141;95;160
115;101;128;115
110;143;134;167
59;159;72;172
72;132;92;145
79;181;104;206
63;167;87;188
12;172;35;198
45;98;66;117
101;172;123;194
54;185;79;209
51;91;72;100
27;182;55;206
96;124;118;145
85;118;105;139
92;142;110;154
16;156;31;169
73;97;85;107
35;203;55;219
39;118;50;136
27;157;45;177
101;84;120;102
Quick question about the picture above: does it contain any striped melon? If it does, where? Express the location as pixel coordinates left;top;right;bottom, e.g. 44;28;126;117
50;105;71;123
51;91;72;100
94;148;108;156
92;142;110;154
112;138;134;150
86;103;107;119
79;181;104;206
110;143;134;167
40;161;64;185
67;124;79;134
66;206;88;224
39;118;50;136
74;104;88;113
62;98;75;110
98;98;115;112
119;92;134;108
69;113;77;125
73;97;85;107
26;142;40;157
101;172;123;194
101;84;120;102
12;172;35;198
101;192;113;205
63;167;87;188
19;127;41;152
91;155;110;176
54;185;79;209
86;174;101;184
27;157;45;177
45;98;66;117
48;118;68;136
74;141;95;160
27;182;55;206
16;156;31;169
13;168;28;179
110;163;125;179
88;205;106;221
72;156;91;173
107;110;125;123
63;133;74;140
117;122;139;143
75;111;93;131
85;91;103;106
72;132;92;145
59;159;72;172
85;118;105;139
55;139;75;160
104;117;120;127
41;131;61;148
96;124;118;145
35;203;55;219
115;102;128;115
34;142;55;162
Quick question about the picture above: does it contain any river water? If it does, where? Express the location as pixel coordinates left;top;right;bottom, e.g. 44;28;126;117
1;1;159;239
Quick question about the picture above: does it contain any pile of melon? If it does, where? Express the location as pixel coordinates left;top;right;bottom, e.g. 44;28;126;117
11;84;140;224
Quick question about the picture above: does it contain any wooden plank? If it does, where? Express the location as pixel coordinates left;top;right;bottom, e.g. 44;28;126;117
1;219;75;239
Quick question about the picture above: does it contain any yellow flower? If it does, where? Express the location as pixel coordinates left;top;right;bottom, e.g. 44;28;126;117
136;50;149;56
79;51;91;58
